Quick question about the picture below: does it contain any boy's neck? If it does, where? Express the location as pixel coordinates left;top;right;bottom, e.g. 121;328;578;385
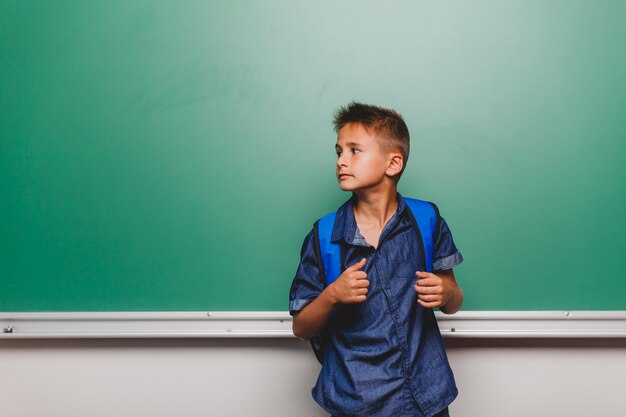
352;187;399;228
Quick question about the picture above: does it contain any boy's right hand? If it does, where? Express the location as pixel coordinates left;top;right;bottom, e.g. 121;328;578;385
328;258;369;304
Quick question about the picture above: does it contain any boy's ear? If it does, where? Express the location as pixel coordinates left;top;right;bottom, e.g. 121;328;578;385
386;153;404;177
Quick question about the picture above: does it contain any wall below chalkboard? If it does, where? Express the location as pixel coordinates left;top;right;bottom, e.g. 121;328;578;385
1;337;625;417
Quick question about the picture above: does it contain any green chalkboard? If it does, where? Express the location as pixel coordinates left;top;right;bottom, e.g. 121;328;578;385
1;1;624;312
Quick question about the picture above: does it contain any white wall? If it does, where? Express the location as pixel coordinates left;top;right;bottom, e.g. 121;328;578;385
445;339;626;416
0;338;624;417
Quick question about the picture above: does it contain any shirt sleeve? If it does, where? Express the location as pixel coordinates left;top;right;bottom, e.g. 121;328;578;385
432;214;464;272
288;227;325;316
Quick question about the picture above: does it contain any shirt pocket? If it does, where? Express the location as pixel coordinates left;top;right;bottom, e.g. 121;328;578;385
391;262;418;298
392;261;417;280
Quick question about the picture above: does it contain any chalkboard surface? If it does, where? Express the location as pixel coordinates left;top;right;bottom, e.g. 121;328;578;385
1;1;624;311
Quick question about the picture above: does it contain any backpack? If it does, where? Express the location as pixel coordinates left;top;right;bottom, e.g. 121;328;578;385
310;197;439;364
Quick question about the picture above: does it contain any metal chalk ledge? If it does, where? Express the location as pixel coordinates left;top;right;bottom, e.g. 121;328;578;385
1;311;625;339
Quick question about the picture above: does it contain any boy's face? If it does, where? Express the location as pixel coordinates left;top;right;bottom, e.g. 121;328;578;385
335;123;400;192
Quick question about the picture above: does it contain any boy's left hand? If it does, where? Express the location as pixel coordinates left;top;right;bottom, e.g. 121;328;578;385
414;270;463;313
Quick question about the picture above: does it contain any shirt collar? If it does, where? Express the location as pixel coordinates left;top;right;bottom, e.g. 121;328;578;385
330;192;407;244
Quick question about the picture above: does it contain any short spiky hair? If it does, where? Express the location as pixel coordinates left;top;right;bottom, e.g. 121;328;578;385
333;102;410;180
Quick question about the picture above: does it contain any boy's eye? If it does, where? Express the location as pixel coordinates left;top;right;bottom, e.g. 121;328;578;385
352;148;361;154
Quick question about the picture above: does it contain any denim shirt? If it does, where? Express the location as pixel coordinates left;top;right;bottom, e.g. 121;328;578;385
289;193;463;417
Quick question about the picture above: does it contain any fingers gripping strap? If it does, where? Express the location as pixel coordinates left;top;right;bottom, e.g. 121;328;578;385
317;212;341;286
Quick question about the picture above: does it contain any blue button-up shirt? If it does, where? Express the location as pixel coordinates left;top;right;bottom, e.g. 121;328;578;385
289;193;463;417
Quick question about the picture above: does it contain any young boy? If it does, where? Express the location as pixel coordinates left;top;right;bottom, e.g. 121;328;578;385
289;102;464;417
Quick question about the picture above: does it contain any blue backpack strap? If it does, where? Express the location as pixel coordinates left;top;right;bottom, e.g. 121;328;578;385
311;211;341;365
402;197;437;272
316;197;437;285
316;211;342;286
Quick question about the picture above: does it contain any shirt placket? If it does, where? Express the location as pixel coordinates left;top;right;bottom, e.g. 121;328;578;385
375;211;429;411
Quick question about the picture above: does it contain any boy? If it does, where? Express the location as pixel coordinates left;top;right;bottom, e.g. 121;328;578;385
289;102;464;417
